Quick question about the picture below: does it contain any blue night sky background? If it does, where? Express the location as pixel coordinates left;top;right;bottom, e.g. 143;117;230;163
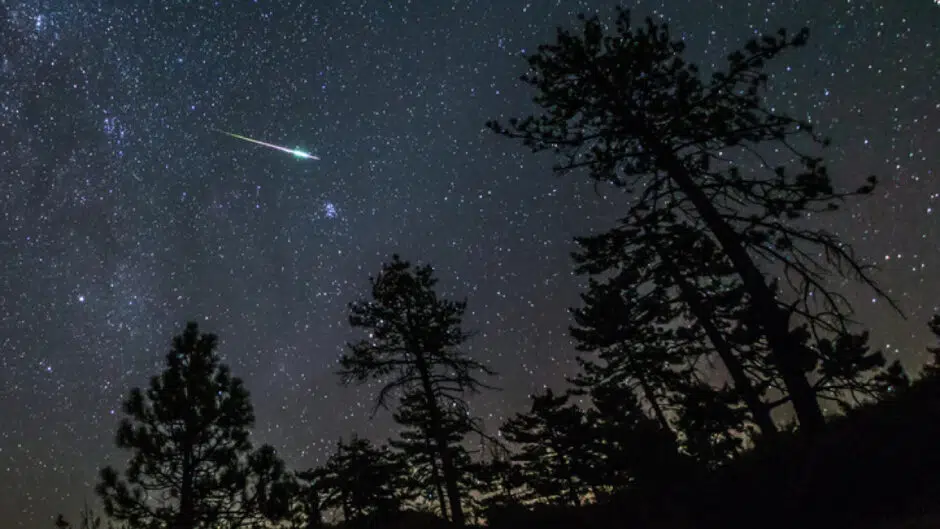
0;0;937;526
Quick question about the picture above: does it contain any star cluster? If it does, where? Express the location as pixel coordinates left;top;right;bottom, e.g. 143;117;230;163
0;0;937;525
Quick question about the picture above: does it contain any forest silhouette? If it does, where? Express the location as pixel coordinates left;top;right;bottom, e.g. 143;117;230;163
56;9;939;529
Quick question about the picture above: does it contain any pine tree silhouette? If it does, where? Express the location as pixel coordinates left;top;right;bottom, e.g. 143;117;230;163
54;502;118;529
583;381;689;492
570;210;779;438
672;382;749;466
290;469;325;529
923;314;940;379
312;435;405;526
487;8;901;435
500;389;594;506
338;255;495;527
390;389;476;520
807;328;909;409
472;440;524;517
95;322;293;529
568;268;684;436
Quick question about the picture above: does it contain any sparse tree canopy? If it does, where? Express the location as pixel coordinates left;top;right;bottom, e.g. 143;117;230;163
339;255;495;526
488;8;900;434
96;322;292;529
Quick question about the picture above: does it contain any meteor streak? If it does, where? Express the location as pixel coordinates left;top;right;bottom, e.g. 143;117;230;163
212;128;320;160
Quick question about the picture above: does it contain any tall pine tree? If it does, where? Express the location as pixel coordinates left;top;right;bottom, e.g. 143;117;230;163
338;255;495;526
488;8;900;435
96;322;292;529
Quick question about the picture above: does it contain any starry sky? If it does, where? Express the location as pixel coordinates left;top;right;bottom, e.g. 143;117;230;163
0;0;937;525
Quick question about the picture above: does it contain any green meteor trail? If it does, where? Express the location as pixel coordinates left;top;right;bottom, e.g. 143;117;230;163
212;128;320;160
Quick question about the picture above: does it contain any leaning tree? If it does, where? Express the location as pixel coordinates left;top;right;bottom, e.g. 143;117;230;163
488;9;901;434
569;208;780;438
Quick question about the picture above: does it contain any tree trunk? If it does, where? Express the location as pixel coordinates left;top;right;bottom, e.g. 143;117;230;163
425;437;450;520
636;374;673;434
566;470;580;507
341;497;351;524
658;152;826;435
653;239;779;438
547;434;579;507
176;445;195;529
432;413;465;527
416;355;466;527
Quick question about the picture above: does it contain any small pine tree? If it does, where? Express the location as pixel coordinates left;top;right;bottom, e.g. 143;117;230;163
500;389;594;506
584;381;685;493
96;322;292;529
290;470;325;529
313;436;405;526
473;449;525;517
568;267;686;435
54;502;115;529
672;382;749;467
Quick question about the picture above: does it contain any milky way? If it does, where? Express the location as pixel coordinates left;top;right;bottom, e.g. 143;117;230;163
0;1;937;526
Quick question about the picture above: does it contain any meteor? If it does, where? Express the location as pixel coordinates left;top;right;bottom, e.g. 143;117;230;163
212;128;320;160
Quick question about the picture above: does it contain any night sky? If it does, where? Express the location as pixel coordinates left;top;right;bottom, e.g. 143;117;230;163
0;0;937;525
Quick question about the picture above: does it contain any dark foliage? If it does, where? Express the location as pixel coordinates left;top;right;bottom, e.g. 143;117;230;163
500;389;596;506
338;255;495;526
488;7;901;435
284;469;325;529
486;367;940;529
95;322;293;529
54;503;117;529
582;381;696;490
569;209;779;441
921;314;940;378
390;390;477;520
471;441;526;518
311;436;406;527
